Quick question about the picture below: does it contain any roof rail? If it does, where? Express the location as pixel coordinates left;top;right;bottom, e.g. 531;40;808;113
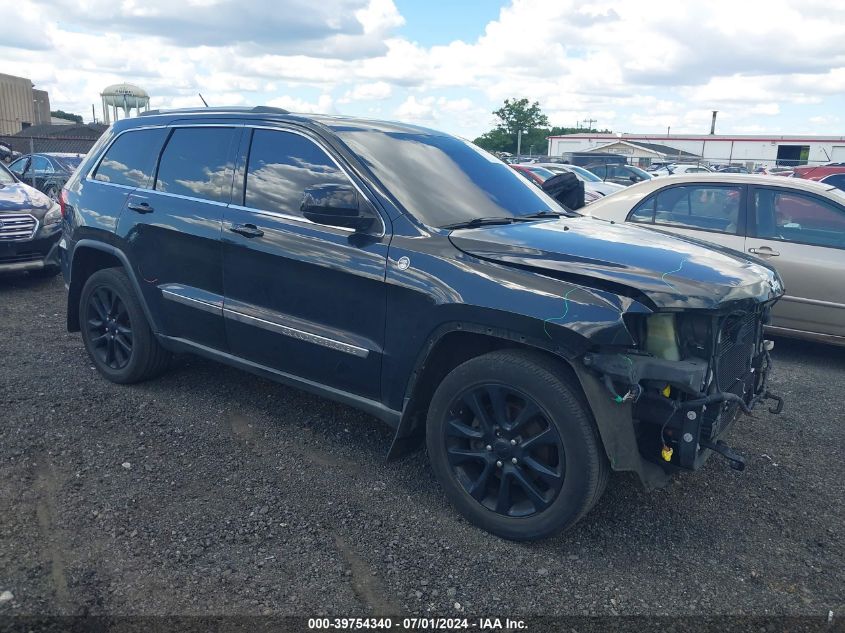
140;105;290;117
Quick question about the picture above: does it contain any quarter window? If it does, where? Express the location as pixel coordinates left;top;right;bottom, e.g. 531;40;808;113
754;189;845;249
155;127;237;203
244;129;350;216
634;185;742;234
94;128;168;188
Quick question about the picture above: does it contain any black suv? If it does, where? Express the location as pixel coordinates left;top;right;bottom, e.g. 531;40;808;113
60;107;784;540
0;161;62;276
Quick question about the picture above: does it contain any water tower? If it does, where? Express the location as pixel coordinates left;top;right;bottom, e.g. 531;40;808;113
100;83;150;124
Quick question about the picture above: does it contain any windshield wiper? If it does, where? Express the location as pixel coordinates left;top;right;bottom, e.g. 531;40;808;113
441;216;519;230
519;209;579;219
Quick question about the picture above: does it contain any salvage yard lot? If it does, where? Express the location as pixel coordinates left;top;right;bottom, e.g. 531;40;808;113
1;274;842;618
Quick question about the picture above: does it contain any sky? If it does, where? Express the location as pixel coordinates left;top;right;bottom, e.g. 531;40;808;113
3;0;845;139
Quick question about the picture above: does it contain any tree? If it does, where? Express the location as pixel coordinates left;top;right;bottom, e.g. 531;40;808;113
493;98;549;135
473;128;513;153
472;98;613;156
50;110;83;124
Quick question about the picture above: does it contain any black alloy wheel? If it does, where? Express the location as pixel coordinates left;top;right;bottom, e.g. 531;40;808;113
445;384;565;517
86;286;134;370
79;267;171;383
426;349;609;540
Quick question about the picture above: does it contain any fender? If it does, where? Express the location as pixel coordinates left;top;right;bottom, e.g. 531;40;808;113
67;239;162;335
387;320;671;489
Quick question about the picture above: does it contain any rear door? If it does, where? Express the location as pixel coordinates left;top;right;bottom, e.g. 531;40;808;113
222;126;390;399
748;186;845;338
627;182;748;253
117;125;240;350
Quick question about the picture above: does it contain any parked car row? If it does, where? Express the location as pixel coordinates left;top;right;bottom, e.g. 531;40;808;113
7;153;84;201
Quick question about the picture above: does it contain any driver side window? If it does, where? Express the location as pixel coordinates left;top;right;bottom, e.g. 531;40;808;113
754;189;845;249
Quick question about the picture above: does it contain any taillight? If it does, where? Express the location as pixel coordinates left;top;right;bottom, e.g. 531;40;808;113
59;189;68;217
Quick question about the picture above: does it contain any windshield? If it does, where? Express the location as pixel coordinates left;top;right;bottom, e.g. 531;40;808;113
54;155;83;171
335;128;563;228
628;165;653;179
565;164;602;182
0;162;15;185
526;166;556;180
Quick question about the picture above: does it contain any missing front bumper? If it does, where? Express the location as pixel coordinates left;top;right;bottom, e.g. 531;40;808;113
583;346;782;472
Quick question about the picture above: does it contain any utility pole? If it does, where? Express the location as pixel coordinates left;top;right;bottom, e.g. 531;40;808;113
92;104;96;124
582;117;597;130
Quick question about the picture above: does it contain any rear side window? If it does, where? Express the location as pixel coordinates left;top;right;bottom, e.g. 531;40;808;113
155;127;237;203
243;129;350;216
631;185;742;234
94;128;168;188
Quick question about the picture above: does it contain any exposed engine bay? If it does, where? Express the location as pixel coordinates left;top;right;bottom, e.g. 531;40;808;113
583;304;783;472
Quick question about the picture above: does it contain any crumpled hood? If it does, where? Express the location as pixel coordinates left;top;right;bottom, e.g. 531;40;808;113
0;181;52;218
449;216;784;310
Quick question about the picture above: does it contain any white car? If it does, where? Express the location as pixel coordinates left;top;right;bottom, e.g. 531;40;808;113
581;173;845;346
652;164;713;176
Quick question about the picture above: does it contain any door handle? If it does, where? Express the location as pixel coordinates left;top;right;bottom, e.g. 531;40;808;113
748;246;780;257
229;223;264;238
127;201;154;214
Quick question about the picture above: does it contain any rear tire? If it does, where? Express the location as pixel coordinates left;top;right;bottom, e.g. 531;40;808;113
426;349;608;540
79;267;170;384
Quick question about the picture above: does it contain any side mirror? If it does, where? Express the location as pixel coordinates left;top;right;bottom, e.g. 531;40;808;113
630;175;639;182
301;184;375;232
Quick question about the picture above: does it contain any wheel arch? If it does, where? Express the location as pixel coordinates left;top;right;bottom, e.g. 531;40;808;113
387;322;587;460
67;241;158;334
387;321;671;489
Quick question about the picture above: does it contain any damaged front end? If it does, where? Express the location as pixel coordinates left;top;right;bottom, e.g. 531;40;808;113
583;303;783;474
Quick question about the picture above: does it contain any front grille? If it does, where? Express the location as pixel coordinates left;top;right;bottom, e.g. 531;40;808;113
0;214;38;240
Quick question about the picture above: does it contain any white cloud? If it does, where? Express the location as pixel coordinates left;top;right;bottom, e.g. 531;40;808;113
267;94;335;113
1;0;843;138
339;81;393;103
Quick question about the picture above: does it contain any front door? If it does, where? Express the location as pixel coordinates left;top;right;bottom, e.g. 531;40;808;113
629;182;748;253
748;186;845;338
222;127;389;399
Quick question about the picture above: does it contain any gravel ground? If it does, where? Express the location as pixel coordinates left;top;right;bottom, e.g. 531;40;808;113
0;274;842;621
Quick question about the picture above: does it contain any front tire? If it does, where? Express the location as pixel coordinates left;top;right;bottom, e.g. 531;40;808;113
426;349;608;540
79;267;170;384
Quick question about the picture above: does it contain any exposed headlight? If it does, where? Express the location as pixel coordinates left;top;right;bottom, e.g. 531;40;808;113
42;203;62;227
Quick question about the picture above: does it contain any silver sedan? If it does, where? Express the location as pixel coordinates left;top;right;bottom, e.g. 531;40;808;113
581;173;845;346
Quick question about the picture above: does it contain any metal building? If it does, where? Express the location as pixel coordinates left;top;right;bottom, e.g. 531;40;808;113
0;73;51;135
547;132;845;169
